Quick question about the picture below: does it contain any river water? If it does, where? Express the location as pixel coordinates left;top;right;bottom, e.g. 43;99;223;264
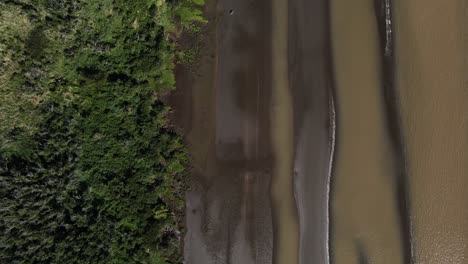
394;0;468;263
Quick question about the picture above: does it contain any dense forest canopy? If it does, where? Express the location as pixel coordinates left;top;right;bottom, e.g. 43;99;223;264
0;0;204;263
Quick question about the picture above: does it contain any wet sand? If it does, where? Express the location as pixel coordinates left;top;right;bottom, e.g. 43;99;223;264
170;0;343;259
288;0;334;263
394;0;468;263
329;0;405;263
170;0;332;262
171;0;275;263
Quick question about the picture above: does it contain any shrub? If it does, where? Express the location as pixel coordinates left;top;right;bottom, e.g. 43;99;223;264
0;0;202;263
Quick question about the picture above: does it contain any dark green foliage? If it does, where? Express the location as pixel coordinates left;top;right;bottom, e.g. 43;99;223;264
0;0;201;263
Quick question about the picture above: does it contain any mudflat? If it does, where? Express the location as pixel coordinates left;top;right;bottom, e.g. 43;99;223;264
288;0;334;263
171;0;275;263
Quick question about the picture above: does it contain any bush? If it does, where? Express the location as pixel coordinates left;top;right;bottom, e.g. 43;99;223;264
0;0;202;263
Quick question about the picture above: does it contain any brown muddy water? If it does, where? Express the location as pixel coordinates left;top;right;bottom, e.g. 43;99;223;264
169;0;468;263
329;0;405;263
394;0;468;263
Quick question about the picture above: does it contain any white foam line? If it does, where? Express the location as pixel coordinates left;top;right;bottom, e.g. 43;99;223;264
385;0;392;55
326;92;336;264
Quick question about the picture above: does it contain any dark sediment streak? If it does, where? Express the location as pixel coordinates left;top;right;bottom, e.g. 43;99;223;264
373;0;413;263
356;241;369;264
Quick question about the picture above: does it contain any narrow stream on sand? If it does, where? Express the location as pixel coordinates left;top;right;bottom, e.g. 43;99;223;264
270;0;299;263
